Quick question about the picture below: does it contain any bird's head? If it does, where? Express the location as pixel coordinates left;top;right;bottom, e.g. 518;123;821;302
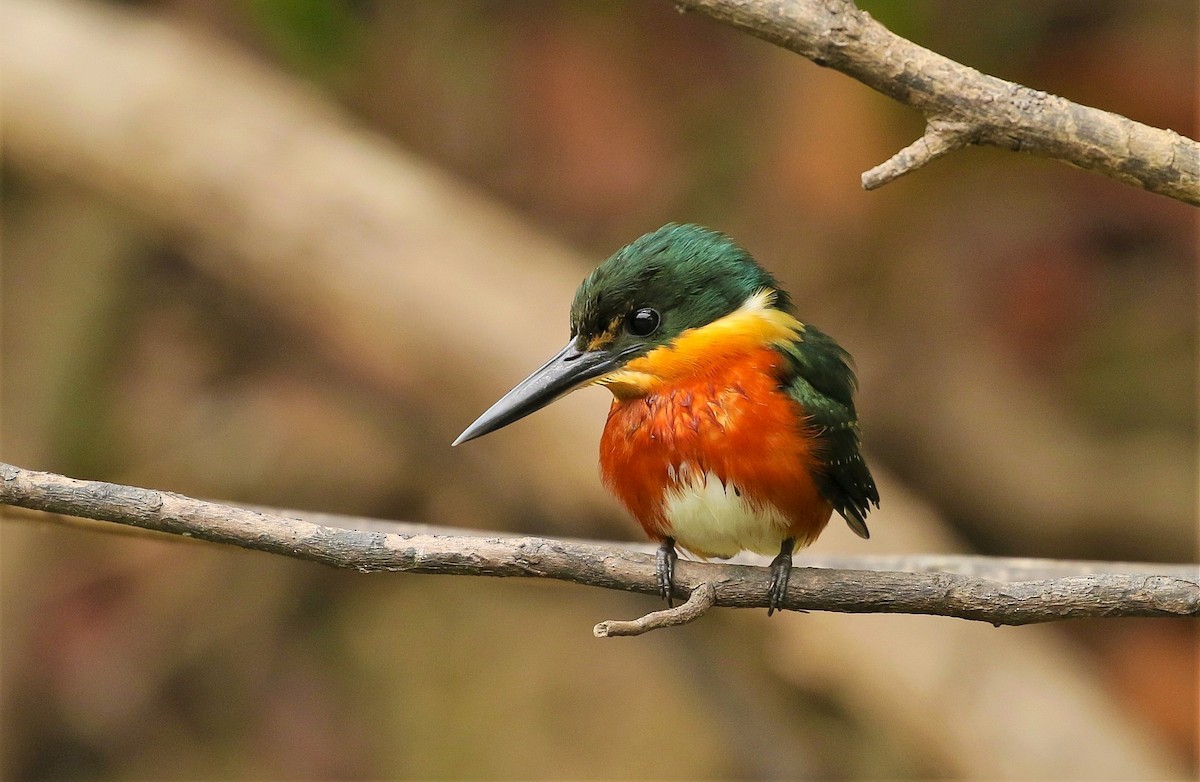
453;223;801;445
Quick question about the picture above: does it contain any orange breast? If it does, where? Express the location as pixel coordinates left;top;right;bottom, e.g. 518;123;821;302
598;346;832;557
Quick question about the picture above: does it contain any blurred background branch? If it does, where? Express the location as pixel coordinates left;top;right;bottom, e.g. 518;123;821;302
5;463;1195;627
677;0;1200;203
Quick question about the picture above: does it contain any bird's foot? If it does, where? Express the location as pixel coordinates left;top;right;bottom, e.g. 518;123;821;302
766;538;796;616
656;538;678;607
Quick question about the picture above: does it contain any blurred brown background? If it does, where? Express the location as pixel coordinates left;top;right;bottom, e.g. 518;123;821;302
1;0;1197;779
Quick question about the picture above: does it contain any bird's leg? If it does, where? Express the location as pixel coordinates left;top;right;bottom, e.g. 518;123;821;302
656;537;678;607
767;538;796;616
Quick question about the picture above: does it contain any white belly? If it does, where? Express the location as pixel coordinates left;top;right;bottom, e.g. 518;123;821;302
662;465;790;558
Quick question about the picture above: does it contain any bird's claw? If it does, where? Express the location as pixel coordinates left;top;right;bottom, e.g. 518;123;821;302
656;538;678;607
766;538;795;616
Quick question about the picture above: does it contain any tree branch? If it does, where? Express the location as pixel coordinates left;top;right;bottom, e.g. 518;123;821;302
675;0;1200;205
3;463;1196;634
9;502;1193;584
594;582;717;637
861;118;975;189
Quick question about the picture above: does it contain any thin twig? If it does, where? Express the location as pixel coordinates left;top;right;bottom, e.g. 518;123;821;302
595;582;717;637
2;463;1196;634
862;119;976;189
675;0;1199;204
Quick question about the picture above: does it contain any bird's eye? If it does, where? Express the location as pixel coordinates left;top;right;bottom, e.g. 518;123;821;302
626;307;661;337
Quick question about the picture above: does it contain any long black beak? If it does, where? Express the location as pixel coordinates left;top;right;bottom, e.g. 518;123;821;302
452;340;629;446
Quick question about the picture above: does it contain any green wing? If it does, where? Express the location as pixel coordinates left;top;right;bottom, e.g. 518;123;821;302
780;326;879;538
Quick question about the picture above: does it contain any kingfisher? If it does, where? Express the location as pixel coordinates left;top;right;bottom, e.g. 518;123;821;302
454;224;878;614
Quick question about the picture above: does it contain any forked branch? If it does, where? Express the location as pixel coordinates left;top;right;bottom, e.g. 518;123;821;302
2;464;1197;634
675;0;1200;204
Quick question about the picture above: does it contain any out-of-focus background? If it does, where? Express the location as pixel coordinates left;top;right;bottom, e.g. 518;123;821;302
1;0;1196;778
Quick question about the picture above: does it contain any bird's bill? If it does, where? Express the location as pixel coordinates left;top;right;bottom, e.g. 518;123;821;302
452;340;626;446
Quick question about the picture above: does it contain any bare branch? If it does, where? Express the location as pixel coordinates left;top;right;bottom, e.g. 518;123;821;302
8;502;1194;583
861;119;975;189
3;463;1196;633
594;582;717;637
675;0;1200;205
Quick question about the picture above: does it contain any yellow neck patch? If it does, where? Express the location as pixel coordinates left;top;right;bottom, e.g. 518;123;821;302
598;289;803;398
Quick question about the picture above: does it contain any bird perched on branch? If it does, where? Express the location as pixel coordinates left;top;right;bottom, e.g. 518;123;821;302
454;224;878;613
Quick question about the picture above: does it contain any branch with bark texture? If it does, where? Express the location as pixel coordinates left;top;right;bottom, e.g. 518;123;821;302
676;0;1200;205
3;464;1196;635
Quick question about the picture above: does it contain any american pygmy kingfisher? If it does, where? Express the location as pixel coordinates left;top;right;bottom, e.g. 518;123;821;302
454;224;879;614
